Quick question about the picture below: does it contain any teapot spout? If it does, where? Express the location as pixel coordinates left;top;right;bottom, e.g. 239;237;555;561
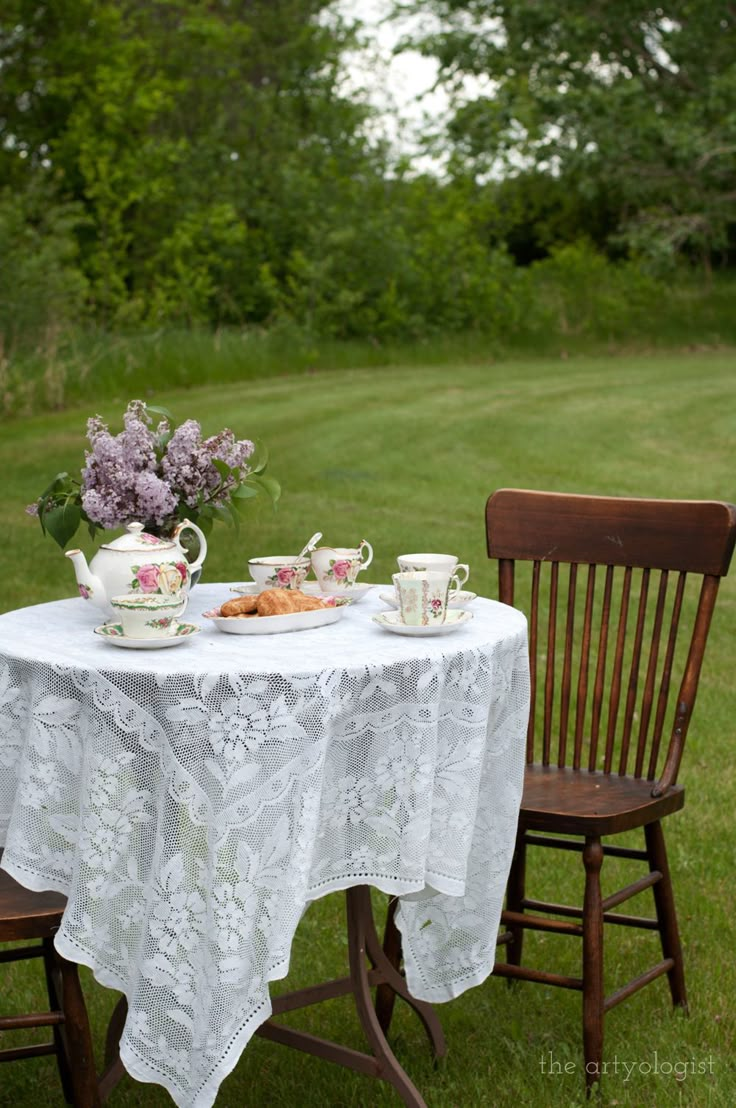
65;549;109;613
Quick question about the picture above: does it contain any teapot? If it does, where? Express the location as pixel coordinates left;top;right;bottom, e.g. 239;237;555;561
65;520;207;620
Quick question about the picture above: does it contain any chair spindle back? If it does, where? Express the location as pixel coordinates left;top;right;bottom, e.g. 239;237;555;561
487;490;736;794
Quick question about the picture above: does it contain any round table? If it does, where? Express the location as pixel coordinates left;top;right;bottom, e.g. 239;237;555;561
0;584;529;1108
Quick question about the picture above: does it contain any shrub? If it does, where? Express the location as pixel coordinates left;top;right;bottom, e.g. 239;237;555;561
0;186;89;356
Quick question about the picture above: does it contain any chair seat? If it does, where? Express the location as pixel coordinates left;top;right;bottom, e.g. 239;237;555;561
0;863;67;941
519;765;685;836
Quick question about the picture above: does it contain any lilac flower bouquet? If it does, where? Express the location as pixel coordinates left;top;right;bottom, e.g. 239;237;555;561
28;400;279;549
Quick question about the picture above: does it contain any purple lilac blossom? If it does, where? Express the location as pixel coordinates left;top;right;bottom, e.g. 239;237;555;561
160;420;218;508
81;403;175;527
161;423;254;508
204;430;255;504
73;400;254;530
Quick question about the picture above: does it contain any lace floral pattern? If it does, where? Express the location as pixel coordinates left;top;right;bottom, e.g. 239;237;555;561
0;586;529;1108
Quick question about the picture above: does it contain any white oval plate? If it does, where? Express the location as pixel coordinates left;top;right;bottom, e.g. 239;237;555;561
95;622;200;648
203;605;344;635
371;610;474;637
231;581;374;604
379;589;477;610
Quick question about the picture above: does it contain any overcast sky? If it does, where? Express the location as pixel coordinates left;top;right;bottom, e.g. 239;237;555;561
333;0;449;168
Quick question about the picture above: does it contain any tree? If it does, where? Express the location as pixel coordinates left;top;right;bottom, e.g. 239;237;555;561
0;1;378;322
400;1;736;268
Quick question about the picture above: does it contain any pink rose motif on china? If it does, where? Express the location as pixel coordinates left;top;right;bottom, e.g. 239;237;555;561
140;533;168;545
130;561;188;593
275;566;298;586
78;583;93;600
133;563;161;592
429;597;444;618
329;559;357;585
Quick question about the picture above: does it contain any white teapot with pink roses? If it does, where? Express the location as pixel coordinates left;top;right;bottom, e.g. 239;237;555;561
65;520;207;619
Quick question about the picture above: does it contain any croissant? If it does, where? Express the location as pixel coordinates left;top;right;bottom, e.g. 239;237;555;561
256;589;331;616
220;595;258;617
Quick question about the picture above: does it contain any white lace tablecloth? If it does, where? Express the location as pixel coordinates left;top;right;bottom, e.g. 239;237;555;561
0;583;529;1108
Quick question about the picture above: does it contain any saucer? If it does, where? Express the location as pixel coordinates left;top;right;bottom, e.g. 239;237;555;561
95;622;200;648
371;610;473;637
379;588;477;610
312;581;375;603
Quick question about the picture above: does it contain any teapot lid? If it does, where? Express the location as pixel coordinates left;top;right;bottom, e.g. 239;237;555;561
100;522;176;552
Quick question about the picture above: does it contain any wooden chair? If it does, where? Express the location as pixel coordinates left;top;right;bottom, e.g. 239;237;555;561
486;488;736;1090
0;852;101;1106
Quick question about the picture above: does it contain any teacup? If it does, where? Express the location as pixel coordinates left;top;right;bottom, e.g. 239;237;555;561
110;593;187;639
248;556;311;591
396;552;470;588
311;541;373;591
392;570;462;626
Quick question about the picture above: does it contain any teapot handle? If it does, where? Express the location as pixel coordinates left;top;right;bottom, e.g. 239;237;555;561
171;519;208;571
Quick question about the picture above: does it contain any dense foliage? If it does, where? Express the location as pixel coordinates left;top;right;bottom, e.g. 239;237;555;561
402;1;736;269
0;0;733;362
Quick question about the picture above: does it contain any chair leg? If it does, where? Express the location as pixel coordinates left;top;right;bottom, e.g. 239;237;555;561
51;949;101;1107
645;821;688;1013
582;838;604;1094
504;830;527;968
43;939;75;1104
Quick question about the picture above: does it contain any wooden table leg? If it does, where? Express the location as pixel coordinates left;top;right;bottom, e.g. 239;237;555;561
350;887;445;1061
97;996;127;1102
256;886;446;1107
375;894;401;1033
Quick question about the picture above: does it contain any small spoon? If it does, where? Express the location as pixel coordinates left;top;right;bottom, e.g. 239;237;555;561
297;532;322;559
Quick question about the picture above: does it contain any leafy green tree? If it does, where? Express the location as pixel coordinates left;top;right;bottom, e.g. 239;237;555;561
401;1;736;268
0;1;377;322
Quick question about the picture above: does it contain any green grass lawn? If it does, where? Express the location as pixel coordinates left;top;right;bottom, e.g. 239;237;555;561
1;348;735;1106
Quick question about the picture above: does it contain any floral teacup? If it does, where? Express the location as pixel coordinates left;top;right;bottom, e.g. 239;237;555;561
392;570;462;626
248;556;311;591
396;552;470;588
311;541;373;592
110;593;187;639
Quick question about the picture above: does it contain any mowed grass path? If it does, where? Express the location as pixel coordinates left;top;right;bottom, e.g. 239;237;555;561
1;349;734;1107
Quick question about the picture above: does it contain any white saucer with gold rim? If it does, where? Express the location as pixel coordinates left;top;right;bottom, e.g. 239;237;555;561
371;610;473;637
94;622;200;649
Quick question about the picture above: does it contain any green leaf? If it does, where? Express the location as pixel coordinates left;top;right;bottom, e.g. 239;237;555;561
211;458;232;480
39;472;73;501
231;493;256;517
230;484;259;499
146;404;176;426
210;504;236;527
245;474;281;504
246;440;269;475
42;502;82;549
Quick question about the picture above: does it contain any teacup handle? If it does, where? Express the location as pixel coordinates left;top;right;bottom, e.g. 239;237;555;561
358;540;374;569
448;573;464;602
453;563;469;588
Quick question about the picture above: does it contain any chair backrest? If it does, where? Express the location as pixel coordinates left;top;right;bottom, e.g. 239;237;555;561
486;489;736;794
